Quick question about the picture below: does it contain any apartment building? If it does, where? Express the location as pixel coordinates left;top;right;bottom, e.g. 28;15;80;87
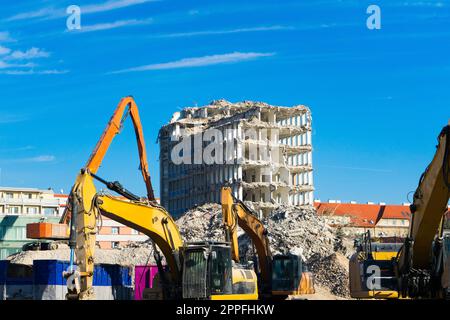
97;216;149;249
0;187;62;216
315;201;413;237
0;187;153;255
0;187;65;259
159;100;314;217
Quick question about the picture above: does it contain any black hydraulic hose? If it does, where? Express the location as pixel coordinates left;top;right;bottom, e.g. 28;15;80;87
85;170;141;201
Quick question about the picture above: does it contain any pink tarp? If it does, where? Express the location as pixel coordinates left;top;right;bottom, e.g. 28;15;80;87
134;265;158;300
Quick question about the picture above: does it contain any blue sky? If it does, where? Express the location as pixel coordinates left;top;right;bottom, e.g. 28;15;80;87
0;0;449;204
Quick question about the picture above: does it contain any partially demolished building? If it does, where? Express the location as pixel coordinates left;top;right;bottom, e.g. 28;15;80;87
158;100;314;217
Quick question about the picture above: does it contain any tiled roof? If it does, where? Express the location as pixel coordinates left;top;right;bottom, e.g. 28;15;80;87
378;204;411;220
315;202;412;228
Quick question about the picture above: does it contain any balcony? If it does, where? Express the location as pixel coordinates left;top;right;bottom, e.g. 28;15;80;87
0;197;59;207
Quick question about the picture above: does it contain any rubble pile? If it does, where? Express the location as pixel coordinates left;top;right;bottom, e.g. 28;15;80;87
176;203;225;242
249;205;336;260
308;253;350;297
7;246;155;267
174;203;350;298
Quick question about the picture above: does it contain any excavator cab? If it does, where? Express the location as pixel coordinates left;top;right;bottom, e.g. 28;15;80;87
272;254;301;293
271;253;314;297
181;241;258;300
182;241;233;299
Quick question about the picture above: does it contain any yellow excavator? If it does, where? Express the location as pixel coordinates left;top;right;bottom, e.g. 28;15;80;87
349;123;450;299
28;97;258;300
221;186;315;299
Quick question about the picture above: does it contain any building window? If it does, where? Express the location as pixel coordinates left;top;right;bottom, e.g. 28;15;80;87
43;207;55;215
111;242;120;249
26;207;37;214
6;193;13;199
111;227;120;235
8;206;20;214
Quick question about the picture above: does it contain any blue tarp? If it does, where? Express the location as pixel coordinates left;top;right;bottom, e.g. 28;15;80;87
33;260;132;286
0;260;7;284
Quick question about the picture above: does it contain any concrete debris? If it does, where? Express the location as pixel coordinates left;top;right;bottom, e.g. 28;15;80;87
7;246;155;267
308;253;350;297
176;203;225;242
258;205;336;259
173;203;351;298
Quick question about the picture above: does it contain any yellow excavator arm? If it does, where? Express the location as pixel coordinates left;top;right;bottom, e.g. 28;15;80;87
67;171;183;300
221;187;272;289
349;123;450;300
395;123;450;298
221;187;315;297
400;124;450;269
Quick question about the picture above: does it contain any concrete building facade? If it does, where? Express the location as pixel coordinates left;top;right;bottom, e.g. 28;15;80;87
0;187;63;216
97;216;149;249
0;186;152;257
0;187;66;259
159;100;314;217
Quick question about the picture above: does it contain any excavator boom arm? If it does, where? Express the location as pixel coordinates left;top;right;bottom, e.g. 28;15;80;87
399;124;450;270
61;96;155;224
70;171;183;299
85;96;155;200
221;187;272;288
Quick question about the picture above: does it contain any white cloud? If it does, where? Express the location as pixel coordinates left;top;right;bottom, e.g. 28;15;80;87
0;46;11;55
5;7;61;22
5;0;157;21
401;1;446;7
0;154;56;163
110;52;275;74
0;61;36;69
76;18;152;33
6;47;50;60
0;31;14;42
0;113;29;124
0;69;69;75
82;0;158;14
27;155;56;162
5;155;57;163
0;46;63;75
0;146;35;153
157;26;294;38
188;9;200;15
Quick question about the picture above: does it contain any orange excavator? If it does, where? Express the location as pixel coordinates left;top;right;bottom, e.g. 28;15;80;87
60;96;156;224
27;97;259;300
221;186;315;299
